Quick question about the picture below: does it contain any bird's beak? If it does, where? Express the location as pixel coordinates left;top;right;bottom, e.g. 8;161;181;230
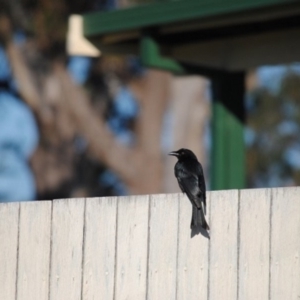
168;151;179;157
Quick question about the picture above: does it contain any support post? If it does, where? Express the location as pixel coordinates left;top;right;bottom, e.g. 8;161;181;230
211;72;246;190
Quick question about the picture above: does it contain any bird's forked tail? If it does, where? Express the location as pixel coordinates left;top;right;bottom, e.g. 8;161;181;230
191;205;209;231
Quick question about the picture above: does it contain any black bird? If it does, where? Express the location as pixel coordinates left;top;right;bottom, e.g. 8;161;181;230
169;148;209;234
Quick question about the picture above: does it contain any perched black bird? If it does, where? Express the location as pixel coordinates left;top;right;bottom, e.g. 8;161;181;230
169;148;209;234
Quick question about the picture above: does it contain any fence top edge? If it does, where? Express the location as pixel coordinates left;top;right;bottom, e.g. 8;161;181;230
1;186;300;206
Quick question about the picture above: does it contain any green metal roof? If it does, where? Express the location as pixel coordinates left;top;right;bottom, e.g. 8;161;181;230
83;0;298;37
81;0;300;72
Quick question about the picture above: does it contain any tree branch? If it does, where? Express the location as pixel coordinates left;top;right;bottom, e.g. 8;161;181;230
3;39;41;114
54;64;140;187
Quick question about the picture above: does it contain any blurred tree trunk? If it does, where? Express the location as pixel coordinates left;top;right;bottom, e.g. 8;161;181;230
1;16;209;197
164;76;210;193
2;23;171;195
57;64;171;194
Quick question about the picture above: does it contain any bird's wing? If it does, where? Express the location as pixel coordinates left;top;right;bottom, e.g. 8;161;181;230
196;164;206;209
177;180;186;194
177;171;203;209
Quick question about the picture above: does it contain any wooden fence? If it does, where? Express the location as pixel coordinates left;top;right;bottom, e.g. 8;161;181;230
0;187;300;300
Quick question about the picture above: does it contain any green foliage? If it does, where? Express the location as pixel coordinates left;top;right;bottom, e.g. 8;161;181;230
246;70;300;187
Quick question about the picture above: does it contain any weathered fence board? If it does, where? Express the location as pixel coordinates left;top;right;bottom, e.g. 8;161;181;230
238;188;271;300
49;199;85;300
1;187;300;300
114;195;149;300
82;197;117;300
0;202;19;300
147;193;179;300
17;201;52;300
209;189;238;300
270;187;300;300
176;192;209;300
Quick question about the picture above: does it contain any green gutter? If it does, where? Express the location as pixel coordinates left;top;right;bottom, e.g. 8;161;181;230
83;0;294;36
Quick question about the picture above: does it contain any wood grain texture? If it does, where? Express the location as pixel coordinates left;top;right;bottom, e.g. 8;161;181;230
16;201;52;300
1;188;300;300
209;189;238;300
270;187;300;300
0;202;19;300
147;194;179;300
176;192;210;300
238;188;271;300
114;195;149;300
82;197;117;300
49;198;85;300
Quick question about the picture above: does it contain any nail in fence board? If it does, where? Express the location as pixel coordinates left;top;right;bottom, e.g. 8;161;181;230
114;195;149;300
147;194;179;300
0;203;19;300
82;197;117;300
238;188;271;300
49;199;85;300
